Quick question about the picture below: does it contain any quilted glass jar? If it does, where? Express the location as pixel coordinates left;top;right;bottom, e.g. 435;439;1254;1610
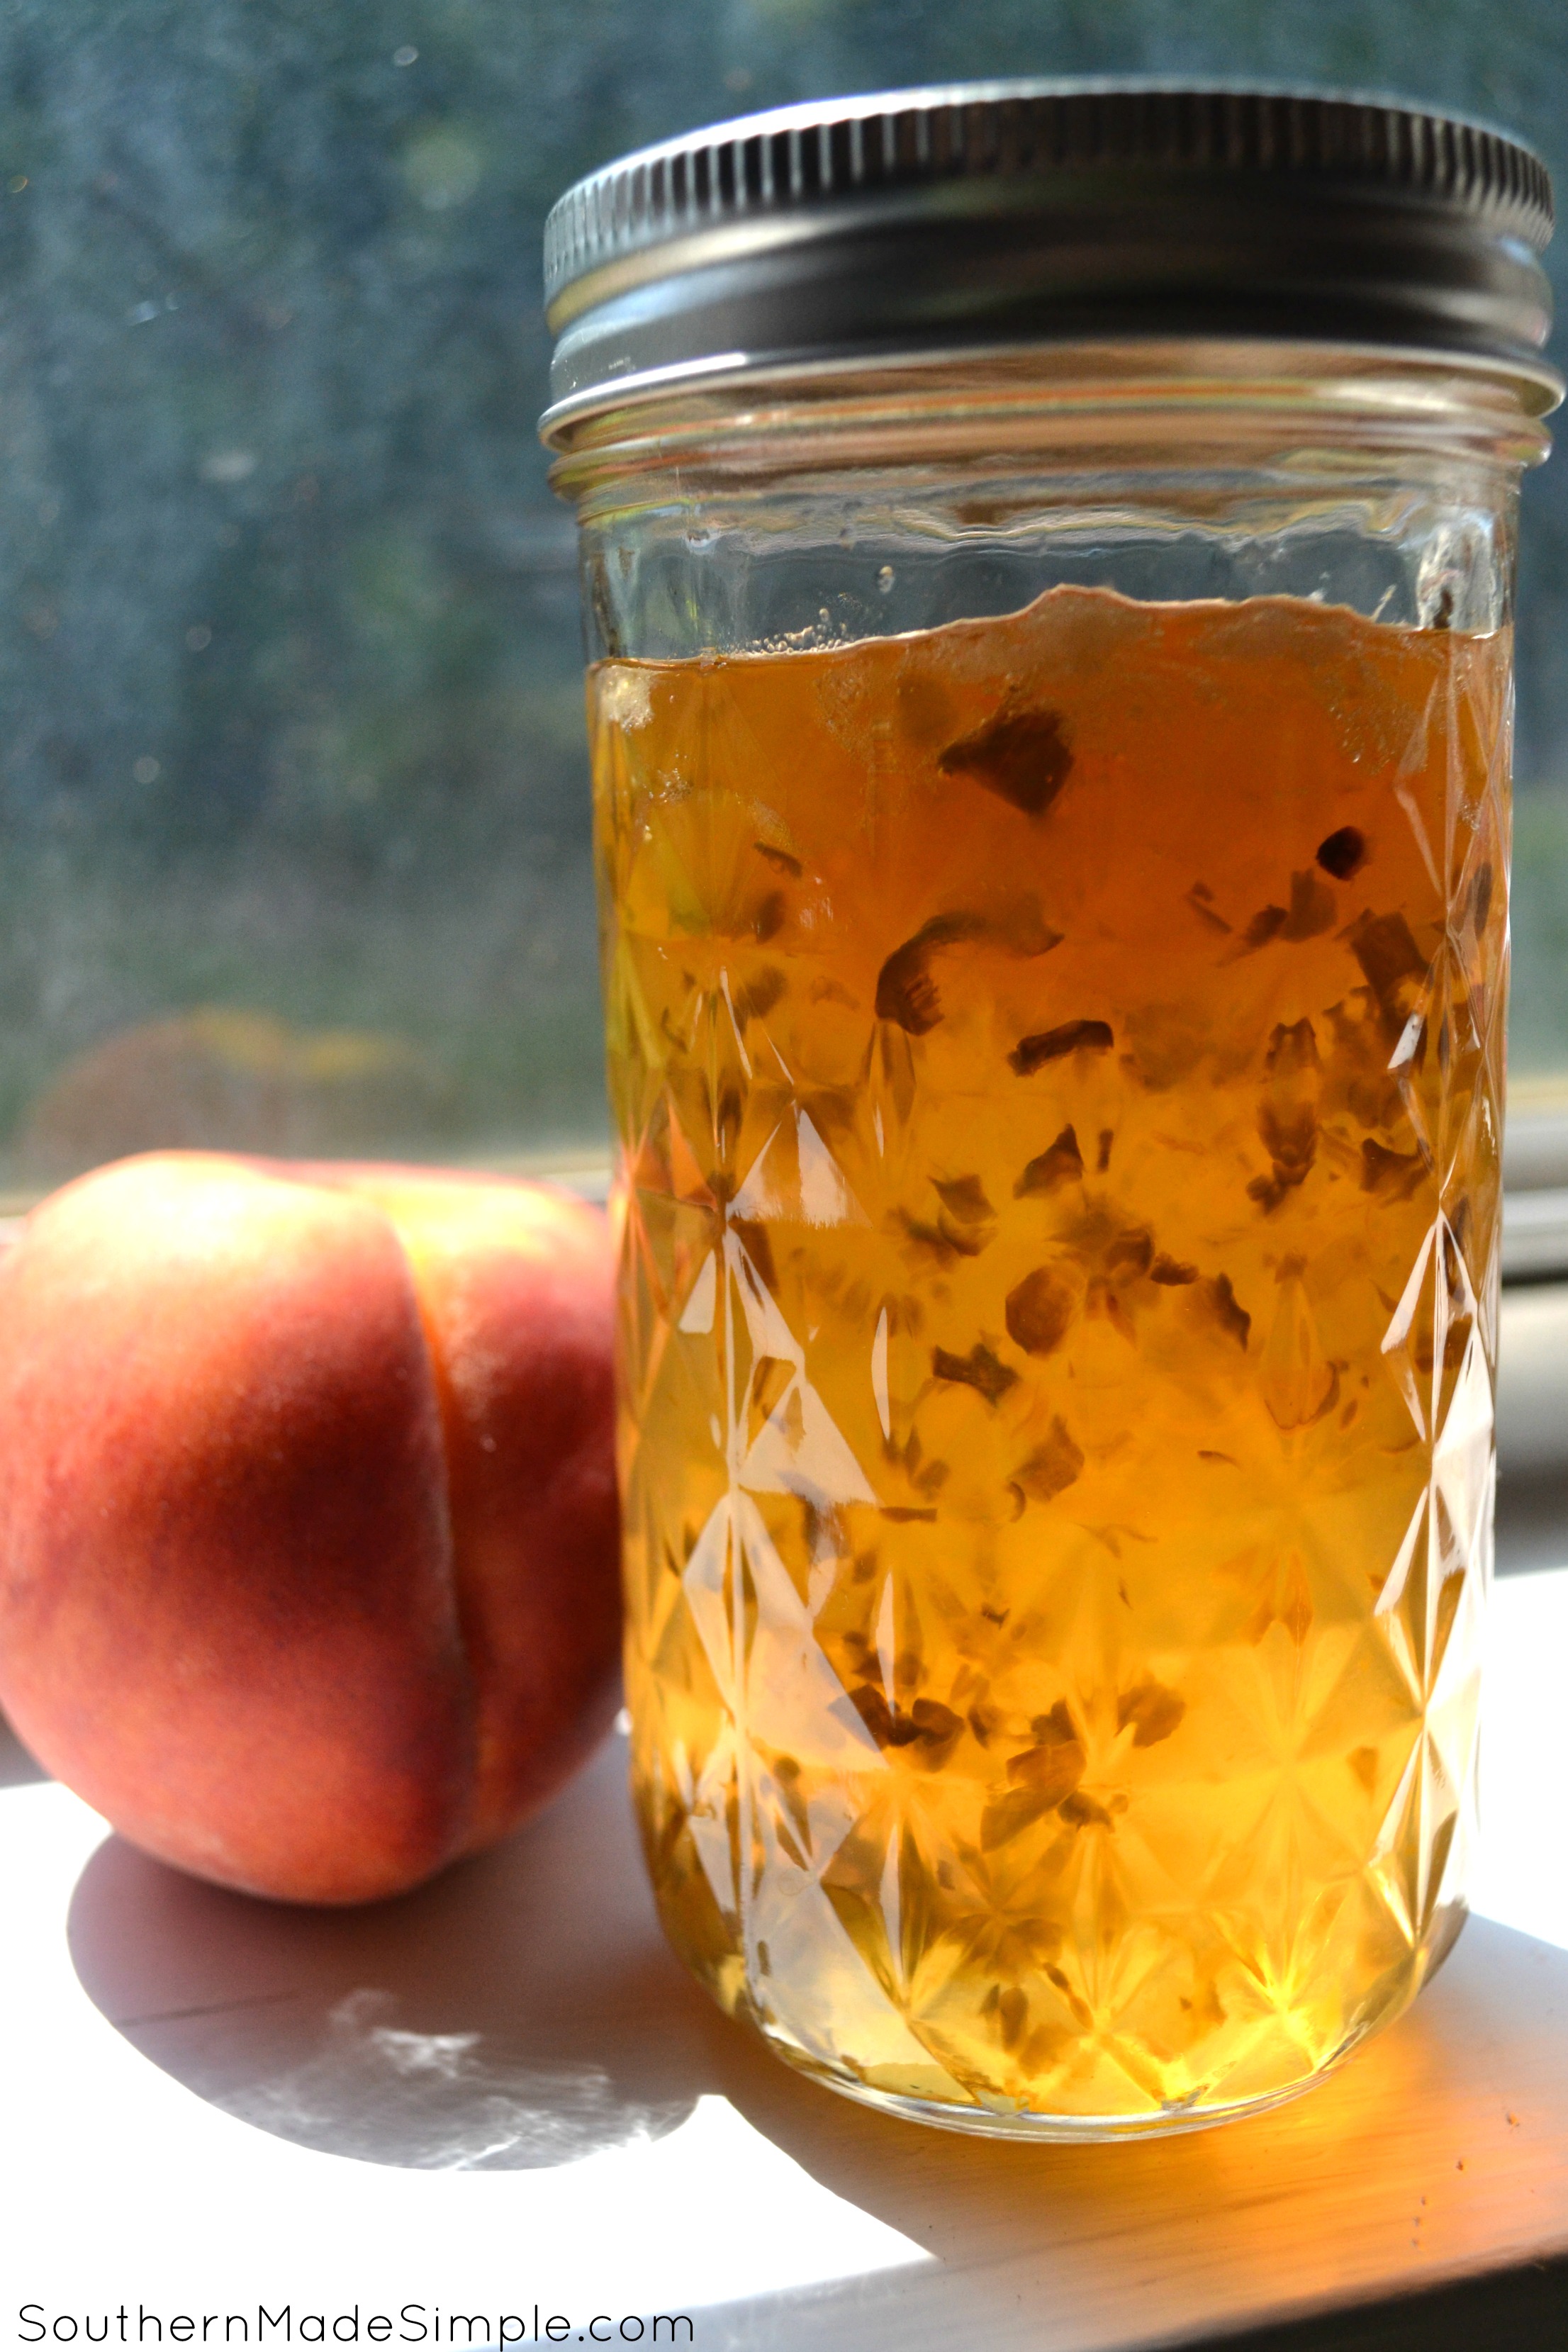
543;85;1560;2137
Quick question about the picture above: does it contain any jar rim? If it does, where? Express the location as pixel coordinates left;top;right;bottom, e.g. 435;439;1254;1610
542;339;1560;503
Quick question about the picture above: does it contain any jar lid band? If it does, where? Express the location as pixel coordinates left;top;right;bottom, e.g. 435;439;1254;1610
540;80;1560;432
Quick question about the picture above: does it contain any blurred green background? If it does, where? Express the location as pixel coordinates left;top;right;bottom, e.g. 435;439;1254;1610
0;0;1565;1193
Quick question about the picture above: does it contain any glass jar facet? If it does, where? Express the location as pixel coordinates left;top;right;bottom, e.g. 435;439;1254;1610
562;349;1542;2137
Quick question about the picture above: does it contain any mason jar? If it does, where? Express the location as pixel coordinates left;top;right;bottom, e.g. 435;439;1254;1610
540;83;1560;2139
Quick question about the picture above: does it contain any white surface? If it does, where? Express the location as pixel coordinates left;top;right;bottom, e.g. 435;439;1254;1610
3;1575;1568;2351
1471;1567;1568;1951
0;1774;926;2339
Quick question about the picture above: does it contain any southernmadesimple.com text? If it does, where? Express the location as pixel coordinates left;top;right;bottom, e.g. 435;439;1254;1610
16;2312;694;2348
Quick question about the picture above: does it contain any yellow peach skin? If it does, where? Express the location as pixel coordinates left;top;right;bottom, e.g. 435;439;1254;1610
0;1152;620;1904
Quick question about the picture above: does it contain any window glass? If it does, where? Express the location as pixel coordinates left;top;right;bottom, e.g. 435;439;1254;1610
1;0;1563;1198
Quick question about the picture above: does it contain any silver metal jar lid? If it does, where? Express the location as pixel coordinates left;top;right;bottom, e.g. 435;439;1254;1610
539;79;1559;434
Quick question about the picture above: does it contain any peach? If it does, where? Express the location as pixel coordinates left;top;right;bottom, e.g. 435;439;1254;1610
0;1150;620;1904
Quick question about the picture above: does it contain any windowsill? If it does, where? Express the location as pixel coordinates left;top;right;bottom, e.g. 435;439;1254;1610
4;1564;1567;2350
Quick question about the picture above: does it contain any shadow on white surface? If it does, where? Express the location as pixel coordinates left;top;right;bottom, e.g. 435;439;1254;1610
0;1707;47;1787
67;1732;717;2171
7;1645;1559;2348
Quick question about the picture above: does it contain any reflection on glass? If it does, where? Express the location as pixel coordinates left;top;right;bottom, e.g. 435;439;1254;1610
596;583;1504;2132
